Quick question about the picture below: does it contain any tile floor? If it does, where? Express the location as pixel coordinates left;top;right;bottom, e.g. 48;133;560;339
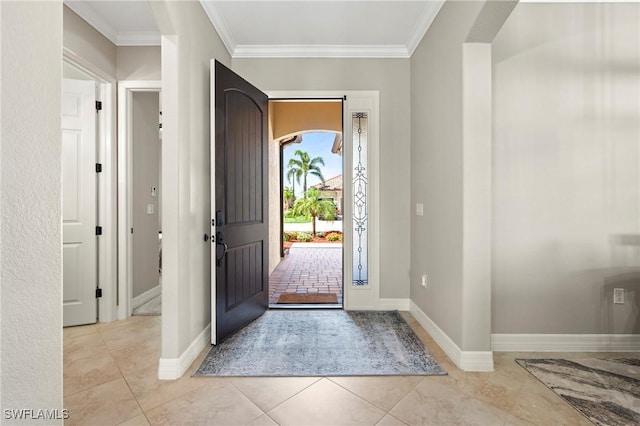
64;312;603;425
269;244;343;305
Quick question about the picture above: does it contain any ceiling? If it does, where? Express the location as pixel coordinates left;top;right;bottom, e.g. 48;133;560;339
65;0;445;58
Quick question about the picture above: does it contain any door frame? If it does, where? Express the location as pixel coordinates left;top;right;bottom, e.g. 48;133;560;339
63;48;117;323
117;81;162;320
267;91;381;311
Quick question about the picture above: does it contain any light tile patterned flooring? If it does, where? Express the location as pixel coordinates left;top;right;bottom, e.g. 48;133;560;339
269;245;343;305
64;312;600;425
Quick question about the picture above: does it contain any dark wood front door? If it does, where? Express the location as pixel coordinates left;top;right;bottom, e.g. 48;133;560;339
211;60;269;344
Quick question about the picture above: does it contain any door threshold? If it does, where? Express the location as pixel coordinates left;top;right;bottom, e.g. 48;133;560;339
269;304;343;310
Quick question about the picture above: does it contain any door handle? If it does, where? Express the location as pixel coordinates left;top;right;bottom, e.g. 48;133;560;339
216;232;227;267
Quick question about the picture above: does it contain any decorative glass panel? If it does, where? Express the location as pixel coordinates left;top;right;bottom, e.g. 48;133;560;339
352;113;368;286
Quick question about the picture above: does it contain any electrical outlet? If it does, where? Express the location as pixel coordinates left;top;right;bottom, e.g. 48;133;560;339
146;203;154;215
416;203;424;216
421;274;427;288
613;288;625;304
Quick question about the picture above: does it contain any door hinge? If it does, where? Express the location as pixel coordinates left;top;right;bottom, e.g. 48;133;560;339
96;163;103;173
95;101;102;111
96;226;102;236
95;288;103;298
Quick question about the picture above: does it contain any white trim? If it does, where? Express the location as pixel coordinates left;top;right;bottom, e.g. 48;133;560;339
342;92;381;312
492;334;640;352
63;47;117;324
158;324;211;380
132;285;161;310
233;45;410;59
376;298;410;311
64;1;118;45
117;32;161;47
406;0;445;56
64;1;160;46
410;301;494;372
200;1;237;56
117;80;162;320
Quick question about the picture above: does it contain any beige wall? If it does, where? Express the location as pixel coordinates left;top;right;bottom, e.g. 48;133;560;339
117;46;161;81
492;3;640;334
150;0;231;361
63;5;116;77
268;103;281;275
65;6;161;82
233;58;412;299
1;0;63;414
410;1;485;348
132;92;161;299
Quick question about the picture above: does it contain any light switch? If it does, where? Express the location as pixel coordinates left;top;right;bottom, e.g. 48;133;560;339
151;186;157;197
146;204;154;215
416;203;424;216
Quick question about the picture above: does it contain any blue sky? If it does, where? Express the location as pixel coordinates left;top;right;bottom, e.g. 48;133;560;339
283;132;343;197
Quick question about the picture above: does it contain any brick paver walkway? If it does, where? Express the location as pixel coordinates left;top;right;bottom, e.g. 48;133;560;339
269;243;343;305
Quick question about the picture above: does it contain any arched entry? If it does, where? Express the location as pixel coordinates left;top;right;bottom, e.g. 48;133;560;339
270;100;345;306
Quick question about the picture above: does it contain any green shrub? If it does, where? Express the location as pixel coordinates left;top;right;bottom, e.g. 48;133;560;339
283;231;298;241
326;232;342;242
297;232;313;242
315;232;325;238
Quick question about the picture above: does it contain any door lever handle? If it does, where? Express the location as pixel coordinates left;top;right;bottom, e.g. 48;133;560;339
216;232;227;267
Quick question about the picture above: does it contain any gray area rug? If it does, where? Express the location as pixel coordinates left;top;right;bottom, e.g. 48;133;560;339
517;358;640;426
195;310;447;377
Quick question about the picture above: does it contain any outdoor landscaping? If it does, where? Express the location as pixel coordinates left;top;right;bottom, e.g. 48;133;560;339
283;230;343;249
283;148;342;248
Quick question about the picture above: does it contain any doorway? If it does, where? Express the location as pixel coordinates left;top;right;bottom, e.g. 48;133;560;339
62;62;100;326
117;81;162;319
130;91;162;316
268;100;344;307
208;60;381;347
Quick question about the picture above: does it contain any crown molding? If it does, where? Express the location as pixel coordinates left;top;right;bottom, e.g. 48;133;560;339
233;44;410;59
65;1;160;46
406;0;445;56
199;0;237;56
117;31;161;46
65;0;119;45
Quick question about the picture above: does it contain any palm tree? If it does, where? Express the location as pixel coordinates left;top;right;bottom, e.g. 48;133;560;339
291;188;336;236
286;167;301;197
287;149;325;195
283;187;295;210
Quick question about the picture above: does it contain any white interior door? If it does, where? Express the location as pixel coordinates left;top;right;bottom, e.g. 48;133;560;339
62;78;98;327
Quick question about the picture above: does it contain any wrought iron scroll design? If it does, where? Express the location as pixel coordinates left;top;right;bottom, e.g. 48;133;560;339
352;113;368;286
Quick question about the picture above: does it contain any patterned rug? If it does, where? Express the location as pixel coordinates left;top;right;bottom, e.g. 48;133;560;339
516;358;640;426
195;310;446;377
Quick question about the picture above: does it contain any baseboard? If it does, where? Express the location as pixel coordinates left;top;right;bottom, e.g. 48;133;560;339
492;333;640;352
132;285;161;309
409;300;494;372
158;324;211;380
376;298;410;311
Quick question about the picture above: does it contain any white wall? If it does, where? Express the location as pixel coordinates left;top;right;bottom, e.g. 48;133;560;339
492;3;640;335
233;58;412;299
1;0;63;419
150;0;231;364
132;92;161;299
